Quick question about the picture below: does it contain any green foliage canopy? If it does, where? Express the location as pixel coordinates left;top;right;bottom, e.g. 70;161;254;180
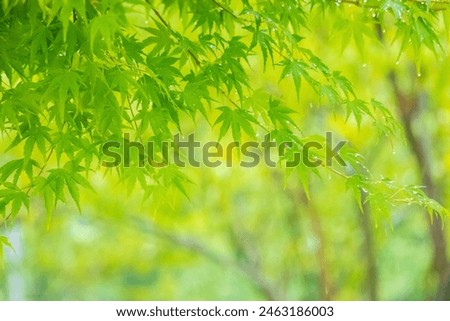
0;0;449;280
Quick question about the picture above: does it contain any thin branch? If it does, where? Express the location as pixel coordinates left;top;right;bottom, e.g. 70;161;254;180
0;146;55;227
146;4;248;110
129;216;280;300
147;3;202;67
211;0;244;22
323;164;349;179
227;220;281;300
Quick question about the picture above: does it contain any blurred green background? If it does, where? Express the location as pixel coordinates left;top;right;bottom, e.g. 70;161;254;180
1;1;449;300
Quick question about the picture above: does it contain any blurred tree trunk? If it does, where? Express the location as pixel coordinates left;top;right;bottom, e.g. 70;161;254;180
303;195;334;300
282;176;335;300
388;71;450;300
374;22;449;300
359;191;378;300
